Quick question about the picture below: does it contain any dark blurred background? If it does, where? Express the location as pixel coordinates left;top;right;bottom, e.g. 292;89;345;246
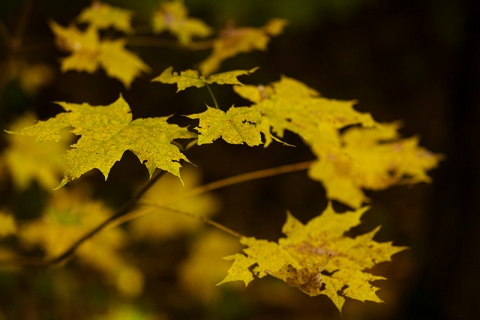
0;0;479;319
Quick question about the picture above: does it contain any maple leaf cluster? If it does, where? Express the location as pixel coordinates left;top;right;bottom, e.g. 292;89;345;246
49;0;285;86
1;0;443;314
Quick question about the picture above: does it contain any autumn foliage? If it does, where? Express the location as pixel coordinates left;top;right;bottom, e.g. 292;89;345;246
0;0;441;318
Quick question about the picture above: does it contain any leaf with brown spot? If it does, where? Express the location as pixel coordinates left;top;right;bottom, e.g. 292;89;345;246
219;204;407;312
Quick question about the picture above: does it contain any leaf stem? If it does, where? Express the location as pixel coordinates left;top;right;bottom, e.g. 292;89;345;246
205;83;219;109
137;202;244;238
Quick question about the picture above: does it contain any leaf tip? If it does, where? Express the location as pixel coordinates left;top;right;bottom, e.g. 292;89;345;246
53;178;69;190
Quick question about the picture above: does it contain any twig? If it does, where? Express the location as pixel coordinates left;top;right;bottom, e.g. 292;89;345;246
110;160;314;227
0;21;12;47
138;202;244;238
46;169;166;266
0;160;314;267
13;0;33;49
179;160;314;200
0;0;33;98
127;36;213;50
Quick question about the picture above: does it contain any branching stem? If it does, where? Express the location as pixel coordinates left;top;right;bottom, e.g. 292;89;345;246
46;169;166;266
0;160;314;267
109;160;314;229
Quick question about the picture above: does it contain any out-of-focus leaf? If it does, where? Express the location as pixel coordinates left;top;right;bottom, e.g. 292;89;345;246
152;0;211;45
49;21;149;87
0;212;16;237
199;19;287;75
234;77;441;207
18;187;144;296
78;1;134;33
179;230;241;303
2;113;69;190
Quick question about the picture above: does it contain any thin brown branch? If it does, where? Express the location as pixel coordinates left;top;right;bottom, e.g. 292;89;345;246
0;21;12;47
126;35;213;50
138;202;244;238
111;160;314;227
46;170;166;266
0;160;314;268
13;0;33;49
0;0;33;98
179;160;314;200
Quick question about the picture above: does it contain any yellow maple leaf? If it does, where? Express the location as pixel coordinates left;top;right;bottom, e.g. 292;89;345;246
179;230;242;303
129;167;220;240
188;106;271;146
309;124;443;208
0;212;16;237
98;39;151;87
49;21;149;87
2;113;69;189
234;77;441;207
342;124;441;186
218;204;406;312
7;96;196;188
234;76;376;143
152;0;211;45
77;1;134;33
50;22;100;73
152;66;258;92
199;19;287;75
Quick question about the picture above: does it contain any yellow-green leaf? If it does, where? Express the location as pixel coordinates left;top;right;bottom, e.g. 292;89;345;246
8;96;195;187
234;76;376;142
152;67;258;92
2;113;69;189
50;21;149;87
152;0;211;45
234;77;441;207
217;253;255;287
179;230;242;302
219;204;406;312
0;212;16;238
50;22;100;73
199;19;287;75
77;1;134;33
309;124;443;208
98;39;150;88
188;106;270;146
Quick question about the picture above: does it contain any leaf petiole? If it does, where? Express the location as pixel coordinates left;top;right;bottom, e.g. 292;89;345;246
205;83;219;109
